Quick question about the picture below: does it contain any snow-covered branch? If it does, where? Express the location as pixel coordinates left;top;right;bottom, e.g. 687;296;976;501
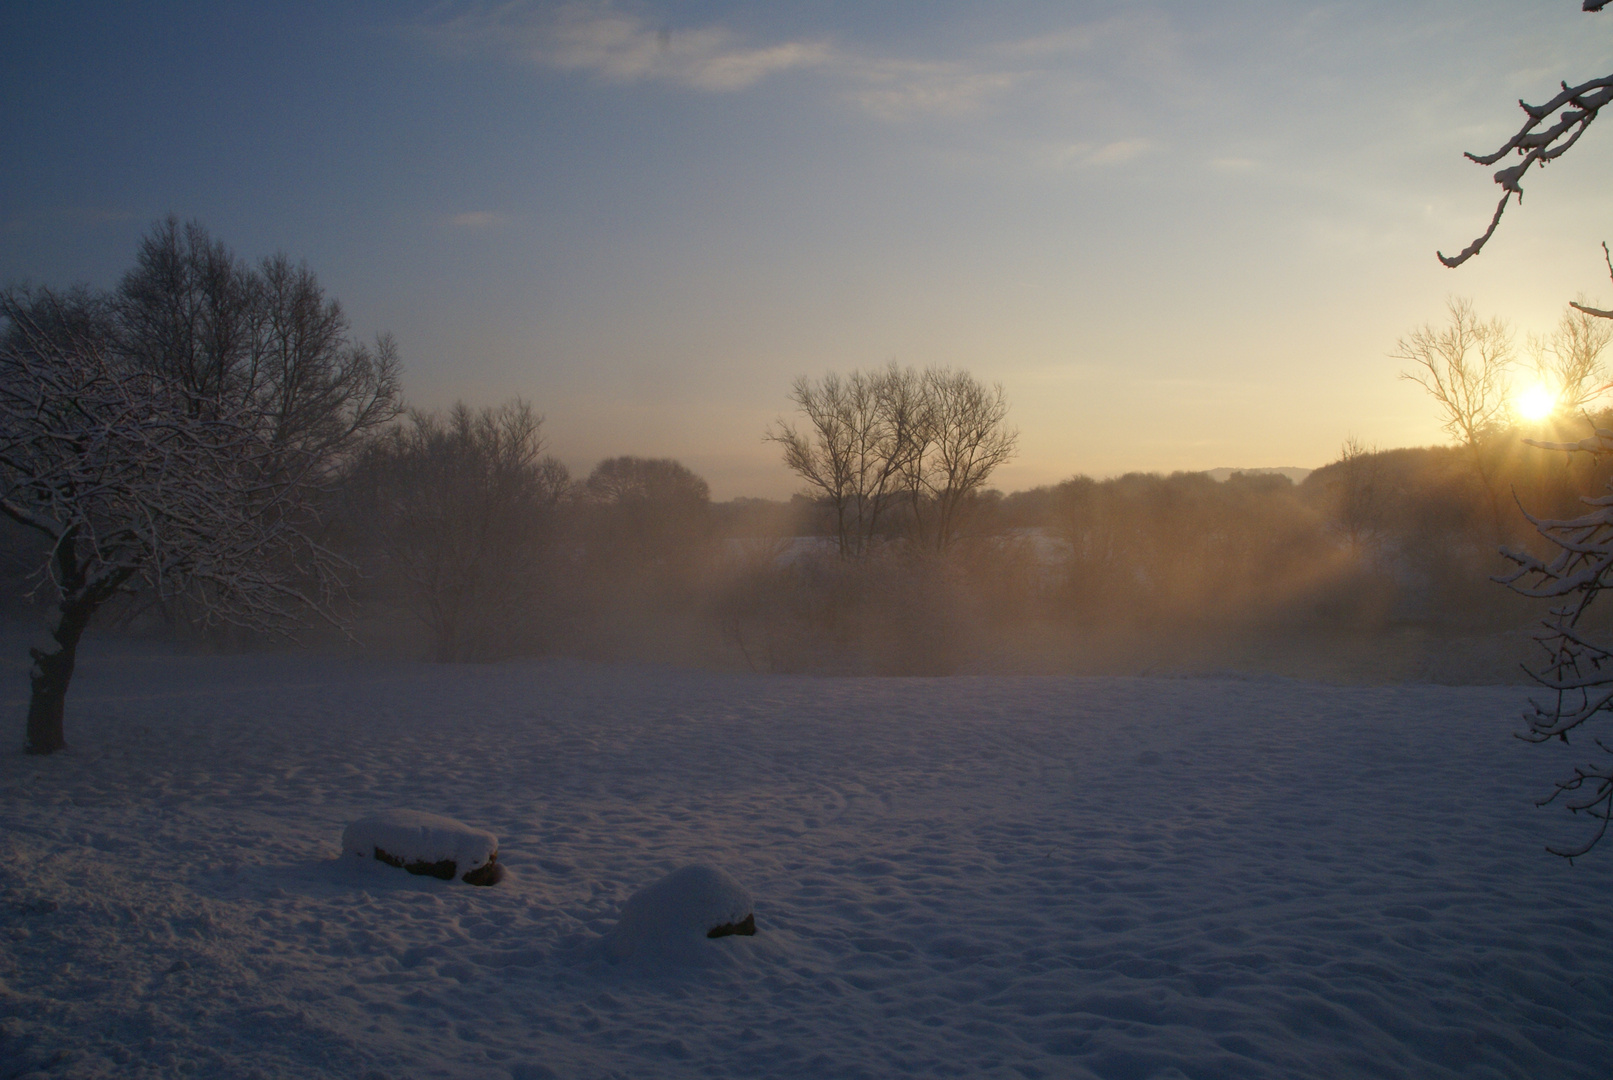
1496;419;1613;854
0;305;346;635
1569;243;1613;320
2;219;403;753
1439;6;1611;269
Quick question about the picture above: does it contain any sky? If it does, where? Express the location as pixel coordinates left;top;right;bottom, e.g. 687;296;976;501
3;2;1612;499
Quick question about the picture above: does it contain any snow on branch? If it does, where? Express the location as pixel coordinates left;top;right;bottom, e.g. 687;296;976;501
1439;72;1613;268
1570;242;1613;320
1495;427;1613;856
0;299;350;636
1439;2;1612;268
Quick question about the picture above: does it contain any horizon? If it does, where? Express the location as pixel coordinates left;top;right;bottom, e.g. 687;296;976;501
712;463;1322;504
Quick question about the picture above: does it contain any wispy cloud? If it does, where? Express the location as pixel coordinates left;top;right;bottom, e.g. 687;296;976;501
1087;138;1153;166
542;5;833;90
848;60;1019;121
1054;138;1157;169
993;12;1183;78
418;3;1021;119
424;3;831;92
994;27;1104;59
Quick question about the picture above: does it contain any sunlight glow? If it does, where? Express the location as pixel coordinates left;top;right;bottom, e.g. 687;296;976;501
1516;384;1556;422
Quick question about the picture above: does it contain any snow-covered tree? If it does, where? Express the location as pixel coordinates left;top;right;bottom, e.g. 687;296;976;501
0;221;400;754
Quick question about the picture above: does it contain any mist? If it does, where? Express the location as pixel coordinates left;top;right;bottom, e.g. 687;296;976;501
308;411;1613;686
48;411;1585;686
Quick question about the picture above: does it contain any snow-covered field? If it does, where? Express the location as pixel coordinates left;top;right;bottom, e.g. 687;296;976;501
1;638;1609;1079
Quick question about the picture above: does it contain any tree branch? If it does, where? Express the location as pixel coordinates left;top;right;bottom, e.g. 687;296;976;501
1439;5;1613;268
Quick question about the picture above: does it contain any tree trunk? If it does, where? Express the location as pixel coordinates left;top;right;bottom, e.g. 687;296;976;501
26;596;94;755
1467;441;1508;545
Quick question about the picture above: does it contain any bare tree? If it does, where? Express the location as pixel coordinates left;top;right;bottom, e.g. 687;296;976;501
356;401;568;662
766;366;919;557
1395;298;1515;534
116;217;253;407
1529;305;1613;415
1436;3;1613;858
1327;437;1387;555
850;368;926;549
581;455;710;563
766;372;856;555
583;455;709;506
1495;424;1613;856
117;218;401;470
574;455;714;609
1396;299;1515;446
768;363;1014;556
1439;3;1613;329
907;367;1018;551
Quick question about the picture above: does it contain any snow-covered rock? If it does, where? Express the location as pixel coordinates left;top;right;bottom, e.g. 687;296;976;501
342;809;502;886
603;864;755;961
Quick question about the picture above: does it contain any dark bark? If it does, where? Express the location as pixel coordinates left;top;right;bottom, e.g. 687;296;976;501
25;598;92;754
22;533;133;755
706;912;756;938
1467;440;1509;545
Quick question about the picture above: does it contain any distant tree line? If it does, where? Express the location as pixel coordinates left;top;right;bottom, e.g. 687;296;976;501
339;416;717;664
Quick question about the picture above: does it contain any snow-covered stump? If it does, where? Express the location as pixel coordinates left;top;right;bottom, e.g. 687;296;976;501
342;809;503;886
603;864;756;962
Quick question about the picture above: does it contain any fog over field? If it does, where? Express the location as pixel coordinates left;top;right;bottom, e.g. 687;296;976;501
3;2;1613;1078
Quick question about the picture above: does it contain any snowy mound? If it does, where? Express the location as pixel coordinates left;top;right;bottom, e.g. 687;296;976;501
603;864;755;961
342;809;502;886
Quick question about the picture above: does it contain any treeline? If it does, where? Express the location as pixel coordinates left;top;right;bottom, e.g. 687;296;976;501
704;430;1613;677
3;400;1596;674
317;410;1613;677
335;402;715;663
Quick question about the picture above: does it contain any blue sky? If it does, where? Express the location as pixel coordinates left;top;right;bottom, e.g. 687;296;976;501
4;2;1612;497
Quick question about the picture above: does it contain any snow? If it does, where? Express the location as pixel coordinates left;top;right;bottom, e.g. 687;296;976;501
601;864;755;963
1;638;1610;1078
341;809;498;883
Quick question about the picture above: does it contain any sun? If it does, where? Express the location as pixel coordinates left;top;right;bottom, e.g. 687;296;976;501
1516;383;1556;422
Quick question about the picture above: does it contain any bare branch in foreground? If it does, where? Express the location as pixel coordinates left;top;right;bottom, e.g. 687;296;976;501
1438;3;1612;268
1569;242;1613;320
1496;424;1613;856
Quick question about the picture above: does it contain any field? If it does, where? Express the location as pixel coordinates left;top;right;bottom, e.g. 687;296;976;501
0;638;1608;1079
